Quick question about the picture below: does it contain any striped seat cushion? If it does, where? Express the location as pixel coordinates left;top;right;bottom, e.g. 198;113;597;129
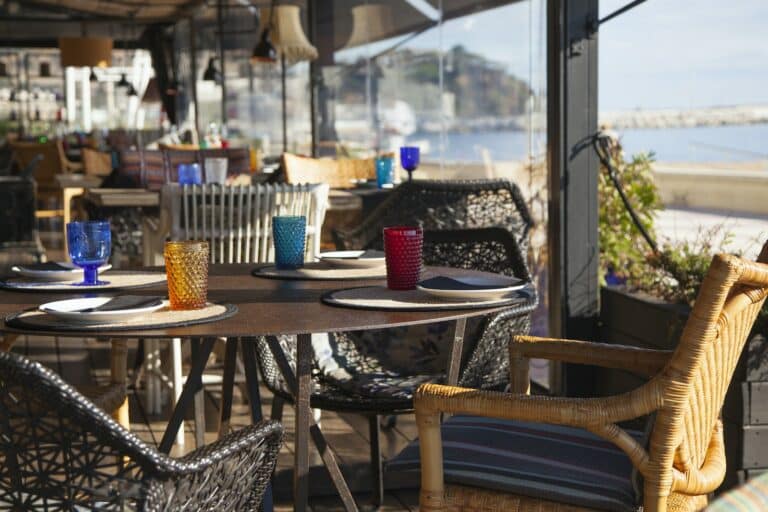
707;473;768;511
388;416;641;512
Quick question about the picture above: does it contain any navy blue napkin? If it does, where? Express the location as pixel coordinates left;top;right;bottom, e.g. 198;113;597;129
418;276;523;291
18;262;73;272
75;296;164;313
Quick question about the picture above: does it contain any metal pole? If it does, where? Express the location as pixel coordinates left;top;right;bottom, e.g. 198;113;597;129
189;16;200;142
217;0;227;127
281;54;287;153
308;0;318;157
546;0;600;395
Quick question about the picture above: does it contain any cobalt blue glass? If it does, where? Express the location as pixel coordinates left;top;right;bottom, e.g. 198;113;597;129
178;163;202;185
66;221;111;286
400;146;420;182
375;156;394;188
272;216;306;270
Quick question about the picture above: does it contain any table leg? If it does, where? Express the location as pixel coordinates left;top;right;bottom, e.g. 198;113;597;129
264;335;358;512
446;318;467;387
158;337;216;454
294;333;312;512
190;338;206;448
218;338;239;438
240;338;274;512
110;338;130;430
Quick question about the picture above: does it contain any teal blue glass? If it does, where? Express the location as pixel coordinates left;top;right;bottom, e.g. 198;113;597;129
375;156;394;188
67;221;111;285
272;216;306;270
400;146;420;182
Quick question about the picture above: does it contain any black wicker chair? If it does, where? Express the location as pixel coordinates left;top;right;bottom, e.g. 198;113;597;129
0;351;282;511
332;179;533;253
255;227;537;507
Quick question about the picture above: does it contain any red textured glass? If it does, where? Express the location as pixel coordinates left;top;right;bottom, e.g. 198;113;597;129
383;226;423;290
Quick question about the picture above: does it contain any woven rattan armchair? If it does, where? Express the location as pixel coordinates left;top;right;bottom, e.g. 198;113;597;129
332;179;533;253
415;243;768;512
0;351;283;511
255;227;537;507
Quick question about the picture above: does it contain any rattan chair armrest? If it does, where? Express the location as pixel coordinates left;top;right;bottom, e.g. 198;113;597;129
415;382;661;428
510;335;672;377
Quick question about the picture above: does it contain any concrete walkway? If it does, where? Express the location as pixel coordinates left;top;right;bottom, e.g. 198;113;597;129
655;208;768;259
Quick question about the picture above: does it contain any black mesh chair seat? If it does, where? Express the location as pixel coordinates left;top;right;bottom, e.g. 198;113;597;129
0;352;282;511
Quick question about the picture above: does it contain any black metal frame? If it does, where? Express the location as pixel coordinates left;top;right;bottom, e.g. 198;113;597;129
546;0;600;395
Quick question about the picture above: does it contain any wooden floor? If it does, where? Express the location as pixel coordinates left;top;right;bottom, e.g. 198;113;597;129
6;335;421;511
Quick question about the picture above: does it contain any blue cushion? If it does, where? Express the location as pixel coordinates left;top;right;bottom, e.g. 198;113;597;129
388;415;641;512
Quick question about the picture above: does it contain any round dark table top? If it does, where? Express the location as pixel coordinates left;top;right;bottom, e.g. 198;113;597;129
0;264;518;339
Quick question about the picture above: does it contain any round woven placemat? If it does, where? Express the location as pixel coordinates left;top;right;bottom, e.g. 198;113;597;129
5;302;237;332
0;271;167;292
321;285;532;311
253;262;387;281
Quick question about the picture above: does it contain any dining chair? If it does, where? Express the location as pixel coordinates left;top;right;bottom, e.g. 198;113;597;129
82;147;113;177
332;179;534;254
0;176;45;270
10;139;81;221
141;182;330;446
410;241;768;512
282;152;376;189
255;227;538;508
0;351;282;511
162;148;201;184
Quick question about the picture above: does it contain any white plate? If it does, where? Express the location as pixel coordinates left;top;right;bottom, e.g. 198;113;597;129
318;250;386;269
12;263;112;281
39;297;166;324
417;275;527;301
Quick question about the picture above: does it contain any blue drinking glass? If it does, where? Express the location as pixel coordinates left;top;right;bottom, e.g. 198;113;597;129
178;163;202;185
67;221;111;286
400;146;420;182
375;156;394;188
273;216;306;270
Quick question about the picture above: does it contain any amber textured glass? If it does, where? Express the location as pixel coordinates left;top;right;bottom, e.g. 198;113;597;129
164;241;209;310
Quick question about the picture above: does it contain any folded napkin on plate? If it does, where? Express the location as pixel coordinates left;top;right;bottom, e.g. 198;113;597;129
418;276;521;291
75;295;164;313
337;250;384;259
18;262;73;272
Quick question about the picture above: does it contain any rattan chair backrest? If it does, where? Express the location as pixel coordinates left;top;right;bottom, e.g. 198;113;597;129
334;179;534;253
282;152;375;188
653;243;768;472
10;140;67;190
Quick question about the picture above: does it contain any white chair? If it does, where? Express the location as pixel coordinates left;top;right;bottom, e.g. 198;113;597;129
143;182;329;446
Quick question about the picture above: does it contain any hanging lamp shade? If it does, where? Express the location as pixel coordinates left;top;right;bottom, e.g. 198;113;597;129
345;4;395;49
59;37;113;68
89;68;98;82
268;5;318;63
127;84;138;97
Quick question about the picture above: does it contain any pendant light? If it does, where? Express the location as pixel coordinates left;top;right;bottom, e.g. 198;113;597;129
345;4;395;49
202;57;221;82
0;61;7;77
89;68;98;82
117;73;130;88
127;84;138;97
252;2;277;63
271;5;318;63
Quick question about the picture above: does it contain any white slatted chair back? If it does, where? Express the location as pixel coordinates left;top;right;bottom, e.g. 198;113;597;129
148;183;329;265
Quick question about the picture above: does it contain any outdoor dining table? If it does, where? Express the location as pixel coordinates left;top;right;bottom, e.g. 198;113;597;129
0;263;523;512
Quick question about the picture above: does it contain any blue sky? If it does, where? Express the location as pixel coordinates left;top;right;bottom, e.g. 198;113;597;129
339;0;768;111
